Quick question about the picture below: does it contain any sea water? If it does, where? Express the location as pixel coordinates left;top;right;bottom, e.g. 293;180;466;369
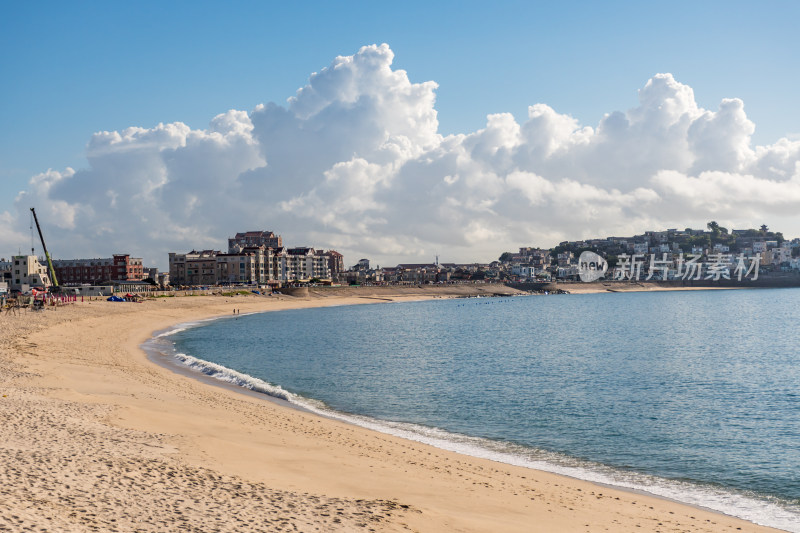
154;289;800;531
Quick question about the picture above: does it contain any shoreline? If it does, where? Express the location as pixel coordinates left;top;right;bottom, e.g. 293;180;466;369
143;316;316;416
148;295;799;531
0;289;789;532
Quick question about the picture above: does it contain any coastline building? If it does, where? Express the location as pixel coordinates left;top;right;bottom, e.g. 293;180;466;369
342;265;385;285
52;254;144;285
168;250;221;286
144;267;159;281
0;259;11;285
395;263;449;284
375;267;397;283
511;264;540;280
168;239;334;287
320;250;344;281
276;247;330;282
557;265;580;280
228;231;282;252
9;255;52;291
216;245;276;285
556;251;574;267
768;246;793;266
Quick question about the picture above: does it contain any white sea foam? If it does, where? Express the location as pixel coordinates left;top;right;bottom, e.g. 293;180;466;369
152;324;799;533
154;317;221;338
173;352;295;402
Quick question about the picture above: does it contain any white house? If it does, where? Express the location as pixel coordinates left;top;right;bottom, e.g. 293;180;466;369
10;255;52;291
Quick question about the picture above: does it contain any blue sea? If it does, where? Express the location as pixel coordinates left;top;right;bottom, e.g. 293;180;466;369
149;289;800;531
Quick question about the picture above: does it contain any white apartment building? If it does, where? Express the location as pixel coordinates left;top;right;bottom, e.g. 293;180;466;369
10;255;52;291
168;242;332;287
511;264;538;280
276;247;330;282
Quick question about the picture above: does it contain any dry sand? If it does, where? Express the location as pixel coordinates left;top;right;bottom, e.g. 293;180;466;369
0;288;786;532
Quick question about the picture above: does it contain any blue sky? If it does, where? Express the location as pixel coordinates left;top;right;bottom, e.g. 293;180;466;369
2;1;800;266
3;1;797;190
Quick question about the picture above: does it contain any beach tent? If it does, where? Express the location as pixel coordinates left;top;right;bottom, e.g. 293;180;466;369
107;295;125;302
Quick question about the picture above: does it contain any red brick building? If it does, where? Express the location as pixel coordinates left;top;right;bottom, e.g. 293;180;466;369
53;254;144;285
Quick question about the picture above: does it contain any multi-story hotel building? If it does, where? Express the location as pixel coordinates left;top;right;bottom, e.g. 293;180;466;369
168;227;337;287
228;231;282;252
320;250;344;280
216;246;277;285
275;247;330;282
53;254;144;285
168;250;221;286
168;242;334;287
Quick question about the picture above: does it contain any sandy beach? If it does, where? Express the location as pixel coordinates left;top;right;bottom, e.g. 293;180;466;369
0;288;786;532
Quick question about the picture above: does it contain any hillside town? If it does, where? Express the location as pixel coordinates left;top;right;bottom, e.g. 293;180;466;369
2;223;800;298
507;223;800;283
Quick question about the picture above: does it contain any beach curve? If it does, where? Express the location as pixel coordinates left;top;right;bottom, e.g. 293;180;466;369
0;289;788;532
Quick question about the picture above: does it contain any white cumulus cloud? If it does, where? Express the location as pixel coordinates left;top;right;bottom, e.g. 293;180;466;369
3;44;800;268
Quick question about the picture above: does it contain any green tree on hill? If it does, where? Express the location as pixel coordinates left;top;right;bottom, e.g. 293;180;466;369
706;221;735;246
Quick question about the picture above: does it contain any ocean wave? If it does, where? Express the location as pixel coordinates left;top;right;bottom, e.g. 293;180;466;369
173;352;295;402
154;317;221;338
